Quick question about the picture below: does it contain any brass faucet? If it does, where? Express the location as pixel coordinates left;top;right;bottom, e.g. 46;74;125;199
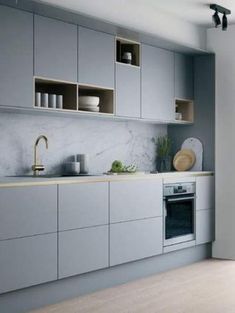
32;135;48;176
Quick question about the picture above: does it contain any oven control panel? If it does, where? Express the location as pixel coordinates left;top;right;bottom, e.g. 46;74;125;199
163;182;195;196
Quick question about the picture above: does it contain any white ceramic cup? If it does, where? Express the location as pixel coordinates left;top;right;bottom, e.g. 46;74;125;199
35;92;41;107
64;162;80;175
56;95;63;109
76;154;89;174
49;94;56;108
41;93;49;108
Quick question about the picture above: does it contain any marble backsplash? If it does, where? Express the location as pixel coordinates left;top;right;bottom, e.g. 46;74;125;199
0;113;166;176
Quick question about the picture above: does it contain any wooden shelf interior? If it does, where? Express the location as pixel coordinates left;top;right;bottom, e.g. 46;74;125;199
35;78;77;110
116;38;140;66
175;99;194;122
78;85;114;114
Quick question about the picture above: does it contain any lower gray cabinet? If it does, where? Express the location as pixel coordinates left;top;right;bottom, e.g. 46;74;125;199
110;217;163;266
196;209;215;245
0;233;57;294
59;225;109;278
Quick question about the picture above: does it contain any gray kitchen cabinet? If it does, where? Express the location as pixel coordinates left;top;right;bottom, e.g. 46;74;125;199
0;185;57;240
59;225;109;278
141;44;174;121
0;233;57;294
116;63;141;118
78;27;114;88
110;217;163;266
110;179;162;223
196;176;214;211
34;15;77;81
0;6;33;108
174;53;194;100
58;182;108;231
196;209;215;245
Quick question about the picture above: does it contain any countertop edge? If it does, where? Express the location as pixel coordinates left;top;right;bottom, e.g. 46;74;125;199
0;171;214;188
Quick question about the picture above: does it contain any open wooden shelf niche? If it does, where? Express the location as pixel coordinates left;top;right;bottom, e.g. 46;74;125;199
175;99;194;123
116;37;140;67
34;78;78;111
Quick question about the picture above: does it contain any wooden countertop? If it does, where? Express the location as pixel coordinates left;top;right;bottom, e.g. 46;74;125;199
0;171;214;188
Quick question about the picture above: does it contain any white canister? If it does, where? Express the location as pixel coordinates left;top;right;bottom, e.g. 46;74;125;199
41;93;49;108
64;162;80;175
76;154;89;174
35;92;41;107
49;94;56;108
56;95;63;109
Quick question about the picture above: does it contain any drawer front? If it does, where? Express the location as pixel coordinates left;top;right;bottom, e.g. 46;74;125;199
110;217;163;266
196;176;214;210
59;225;109;278
196;209;215;245
59;183;109;230
0;185;57;240
110;179;162;223
0;233;57;294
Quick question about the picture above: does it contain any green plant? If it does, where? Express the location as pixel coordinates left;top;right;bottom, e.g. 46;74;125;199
156;136;171;158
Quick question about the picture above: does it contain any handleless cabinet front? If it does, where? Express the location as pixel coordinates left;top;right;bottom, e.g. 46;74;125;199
0;185;57;240
0;6;33;108
59;225;108;278
0;233;57;294
78;27;114;88
142;44;174;121
58;182;109;230
196;176;215;211
34;15;77;81
116;63;141;118
110;179;163;223
196;209;215;245
110;218;163;266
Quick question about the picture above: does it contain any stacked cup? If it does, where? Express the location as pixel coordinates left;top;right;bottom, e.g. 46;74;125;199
35;92;63;109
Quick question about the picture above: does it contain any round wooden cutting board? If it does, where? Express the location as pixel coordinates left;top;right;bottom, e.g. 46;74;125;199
173;149;196;171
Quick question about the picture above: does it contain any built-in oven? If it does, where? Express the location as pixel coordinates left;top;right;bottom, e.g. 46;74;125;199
163;182;195;247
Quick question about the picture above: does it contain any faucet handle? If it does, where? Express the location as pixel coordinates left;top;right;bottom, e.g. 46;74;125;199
32;164;45;176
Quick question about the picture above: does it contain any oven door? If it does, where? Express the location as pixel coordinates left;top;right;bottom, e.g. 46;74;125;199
164;194;195;246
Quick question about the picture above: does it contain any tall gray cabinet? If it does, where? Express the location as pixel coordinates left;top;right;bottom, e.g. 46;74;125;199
141;44;175;121
0;6;33;108
34;15;78;81
78;27;115;88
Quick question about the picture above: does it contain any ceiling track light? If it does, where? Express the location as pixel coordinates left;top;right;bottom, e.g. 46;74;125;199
210;4;231;31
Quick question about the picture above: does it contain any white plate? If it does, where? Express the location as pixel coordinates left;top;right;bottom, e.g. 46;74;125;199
79;96;99;106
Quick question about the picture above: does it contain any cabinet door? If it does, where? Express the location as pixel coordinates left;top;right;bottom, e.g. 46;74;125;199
174;53;194;100
196;209;215;244
59;225;108;278
196;176;214;211
116;63;141;118
0;185;57;240
110;217;163;266
78;27;114;88
142;44;174;121
0;6;33;108
59;182;108;231
34;15;77;81
110;179;162;223
0;233;57;294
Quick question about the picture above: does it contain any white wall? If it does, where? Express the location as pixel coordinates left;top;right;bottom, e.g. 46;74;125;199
0;113;166;176
207;26;235;259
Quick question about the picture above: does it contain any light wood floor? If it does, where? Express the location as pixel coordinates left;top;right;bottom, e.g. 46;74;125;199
31;259;235;313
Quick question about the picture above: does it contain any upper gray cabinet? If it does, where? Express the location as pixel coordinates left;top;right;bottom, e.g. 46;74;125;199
34;15;77;82
0;6;33;108
116;63;141;118
142;44;174;121
174;53;194;100
78;27;115;88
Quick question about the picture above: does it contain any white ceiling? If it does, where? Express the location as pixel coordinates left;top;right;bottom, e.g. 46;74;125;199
37;0;235;27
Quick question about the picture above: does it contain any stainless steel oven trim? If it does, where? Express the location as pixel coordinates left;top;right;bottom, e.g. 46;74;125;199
163;191;196;247
166;196;195;202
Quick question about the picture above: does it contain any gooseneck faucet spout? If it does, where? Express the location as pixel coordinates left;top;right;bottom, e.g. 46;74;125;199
32;135;49;176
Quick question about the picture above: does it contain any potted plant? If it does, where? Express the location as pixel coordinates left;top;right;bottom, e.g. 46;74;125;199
156;136;172;172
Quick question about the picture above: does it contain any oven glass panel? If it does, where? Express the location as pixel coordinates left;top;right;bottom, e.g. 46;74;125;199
165;198;194;239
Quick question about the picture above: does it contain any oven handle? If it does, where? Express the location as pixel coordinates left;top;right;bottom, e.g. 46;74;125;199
166;196;195;202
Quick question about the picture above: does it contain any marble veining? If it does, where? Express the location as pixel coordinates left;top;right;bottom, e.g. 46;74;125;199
0;113;166;176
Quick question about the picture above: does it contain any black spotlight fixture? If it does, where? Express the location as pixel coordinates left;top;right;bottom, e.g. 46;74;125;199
210;4;231;31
